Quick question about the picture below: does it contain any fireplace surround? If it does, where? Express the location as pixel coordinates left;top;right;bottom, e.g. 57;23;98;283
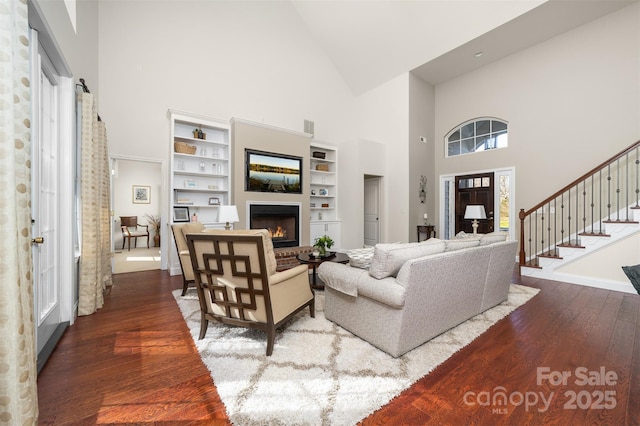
248;203;300;248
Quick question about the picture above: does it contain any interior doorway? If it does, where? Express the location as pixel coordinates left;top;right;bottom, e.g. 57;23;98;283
110;156;164;273
363;175;381;247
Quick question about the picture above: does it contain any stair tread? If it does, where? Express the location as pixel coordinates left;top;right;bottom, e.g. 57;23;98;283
578;232;611;237
522;260;542;269
538;251;563;259
557;243;585;249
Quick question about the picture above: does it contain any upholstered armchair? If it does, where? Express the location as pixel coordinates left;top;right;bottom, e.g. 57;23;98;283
186;229;315;356
171;222;206;295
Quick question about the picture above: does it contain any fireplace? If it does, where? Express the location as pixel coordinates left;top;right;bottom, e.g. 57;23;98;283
249;204;300;248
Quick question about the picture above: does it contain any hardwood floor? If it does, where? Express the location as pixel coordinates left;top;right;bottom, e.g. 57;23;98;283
37;270;640;425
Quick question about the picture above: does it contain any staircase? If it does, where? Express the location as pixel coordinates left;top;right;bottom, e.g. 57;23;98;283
519;140;640;294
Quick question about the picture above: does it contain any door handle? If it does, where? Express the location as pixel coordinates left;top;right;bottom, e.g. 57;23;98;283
32;236;44;244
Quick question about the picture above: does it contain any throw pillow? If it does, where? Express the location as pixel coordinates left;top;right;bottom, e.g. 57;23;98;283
622;264;640;295
347;247;375;270
444;238;480;252
369;239;445;279
479;231;509;246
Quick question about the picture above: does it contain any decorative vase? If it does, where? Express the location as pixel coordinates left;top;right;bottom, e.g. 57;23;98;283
317;246;326;256
154;234;160;247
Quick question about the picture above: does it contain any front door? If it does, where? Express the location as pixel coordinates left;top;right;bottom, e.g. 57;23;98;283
455;172;494;234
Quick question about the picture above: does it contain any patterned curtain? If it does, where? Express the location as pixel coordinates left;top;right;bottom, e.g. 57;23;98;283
0;0;39;423
78;92;113;315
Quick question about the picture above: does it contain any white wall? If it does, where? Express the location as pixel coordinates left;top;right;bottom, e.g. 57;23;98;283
41;0;640;256
409;74;435;241
434;4;640;215
337;138;387;248
354;73;411;244
558;233;640;283
34;0;98;84
97;1;356;160
97;0;363;248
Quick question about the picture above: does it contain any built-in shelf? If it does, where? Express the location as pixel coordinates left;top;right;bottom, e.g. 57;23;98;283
169;109;231;225
310;141;340;248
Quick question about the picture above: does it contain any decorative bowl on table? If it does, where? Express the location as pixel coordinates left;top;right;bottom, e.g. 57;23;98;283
310;251;335;259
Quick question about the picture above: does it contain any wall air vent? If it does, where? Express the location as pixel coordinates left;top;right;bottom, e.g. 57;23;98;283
304;119;314;137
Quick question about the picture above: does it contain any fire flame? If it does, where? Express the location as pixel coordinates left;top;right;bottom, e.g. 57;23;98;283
268;226;286;238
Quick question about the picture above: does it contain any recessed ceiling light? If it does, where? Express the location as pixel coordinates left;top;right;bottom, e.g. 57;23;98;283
474;51;483;58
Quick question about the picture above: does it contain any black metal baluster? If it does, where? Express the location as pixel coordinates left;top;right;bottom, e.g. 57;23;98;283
568;187;572;245
607;164;612;220
575;184;580;244
561;193;565;245
546;202;551;256
554;198;558;255
616;158;621;221
534;210;538;264
599;169;603;233
527;214;532;265
636;147;640;208
590;175;595;233
540;207;545;256
582;180;587;234
625;153;629;221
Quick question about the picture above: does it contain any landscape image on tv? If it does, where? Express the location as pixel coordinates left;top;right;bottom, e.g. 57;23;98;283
246;149;302;193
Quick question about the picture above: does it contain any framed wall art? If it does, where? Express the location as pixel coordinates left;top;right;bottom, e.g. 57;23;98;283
133;185;151;204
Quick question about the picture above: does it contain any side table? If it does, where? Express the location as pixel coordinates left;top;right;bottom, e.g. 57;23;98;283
417;225;436;242
296;252;349;289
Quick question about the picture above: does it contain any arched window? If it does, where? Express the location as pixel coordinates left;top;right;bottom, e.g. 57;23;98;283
445;118;508;157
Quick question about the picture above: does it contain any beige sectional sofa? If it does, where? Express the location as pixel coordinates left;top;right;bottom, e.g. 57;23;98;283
317;234;516;357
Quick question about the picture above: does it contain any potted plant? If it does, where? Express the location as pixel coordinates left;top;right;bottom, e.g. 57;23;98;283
144;213;162;247
313;235;334;257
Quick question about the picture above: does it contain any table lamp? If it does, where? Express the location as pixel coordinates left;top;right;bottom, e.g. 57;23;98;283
218;205;239;230
464;205;486;234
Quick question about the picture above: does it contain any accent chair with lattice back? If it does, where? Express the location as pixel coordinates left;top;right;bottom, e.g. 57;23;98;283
185;229;315;356
120;216;150;251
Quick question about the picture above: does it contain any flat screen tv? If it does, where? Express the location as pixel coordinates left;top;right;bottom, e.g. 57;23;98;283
245;149;302;194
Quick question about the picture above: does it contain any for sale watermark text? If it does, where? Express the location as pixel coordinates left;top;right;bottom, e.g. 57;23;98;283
463;366;618;414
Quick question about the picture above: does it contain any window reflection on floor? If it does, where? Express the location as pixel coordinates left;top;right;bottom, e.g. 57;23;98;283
114;247;160;273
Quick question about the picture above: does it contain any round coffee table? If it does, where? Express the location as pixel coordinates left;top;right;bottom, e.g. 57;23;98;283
296;252;349;289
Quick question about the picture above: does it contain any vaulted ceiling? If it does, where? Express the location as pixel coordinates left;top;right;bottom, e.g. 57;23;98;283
291;0;637;95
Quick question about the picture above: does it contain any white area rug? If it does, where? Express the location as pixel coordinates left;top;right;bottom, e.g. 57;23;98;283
173;284;539;425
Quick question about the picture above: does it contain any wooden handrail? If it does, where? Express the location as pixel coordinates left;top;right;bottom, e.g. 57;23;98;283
519;139;640;266
523;139;640;216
